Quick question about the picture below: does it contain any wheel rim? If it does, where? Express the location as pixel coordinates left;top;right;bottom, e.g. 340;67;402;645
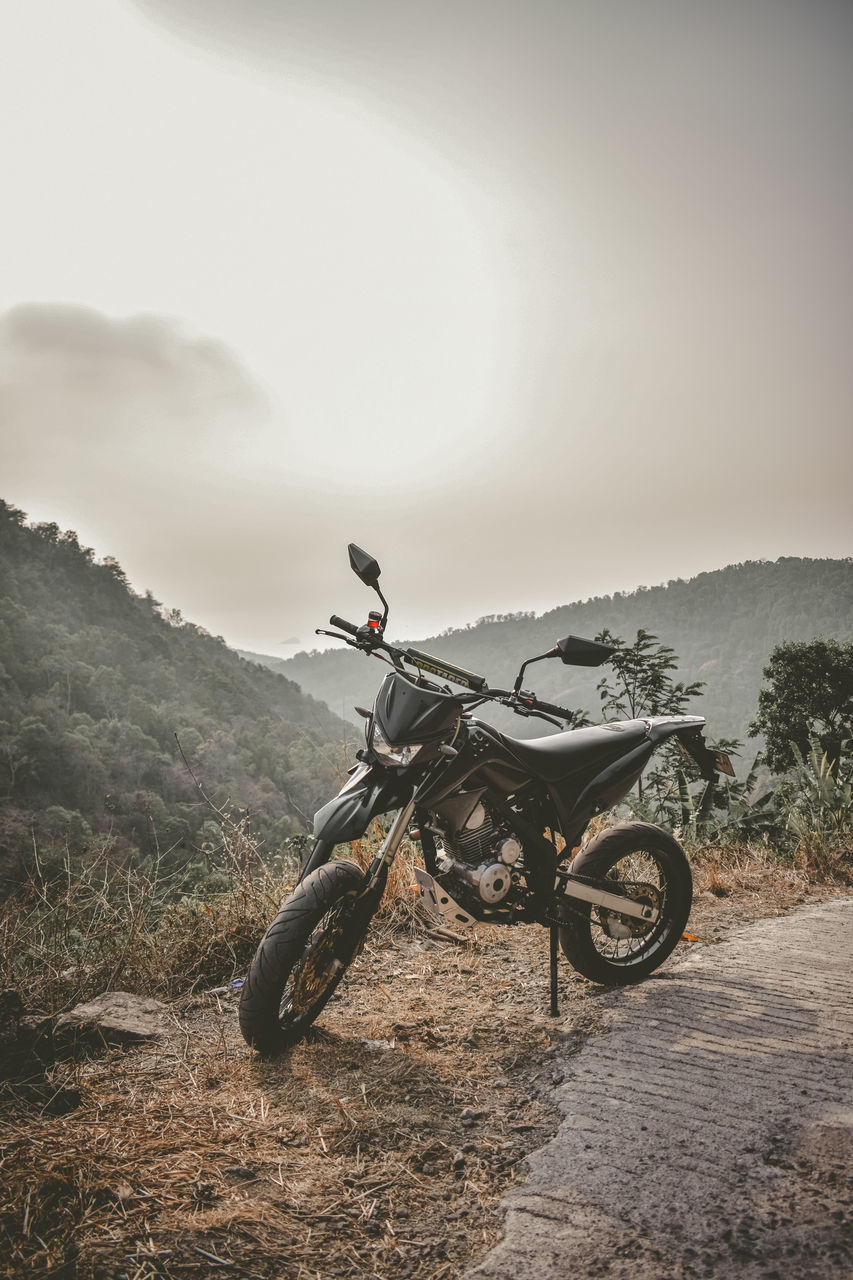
279;895;356;1028
589;850;672;965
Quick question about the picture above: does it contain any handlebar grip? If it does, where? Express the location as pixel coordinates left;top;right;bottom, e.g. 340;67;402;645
533;698;573;721
329;615;360;637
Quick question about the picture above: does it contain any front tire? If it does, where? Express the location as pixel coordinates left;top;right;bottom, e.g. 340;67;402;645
238;859;366;1054
559;821;692;985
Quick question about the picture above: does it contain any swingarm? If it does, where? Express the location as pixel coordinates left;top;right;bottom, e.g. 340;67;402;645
557;870;660;923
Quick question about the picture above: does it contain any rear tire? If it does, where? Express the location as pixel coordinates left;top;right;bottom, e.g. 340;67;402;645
238;859;365;1054
559;821;692;985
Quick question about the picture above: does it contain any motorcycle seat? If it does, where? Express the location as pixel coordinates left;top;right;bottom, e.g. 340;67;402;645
493;718;651;782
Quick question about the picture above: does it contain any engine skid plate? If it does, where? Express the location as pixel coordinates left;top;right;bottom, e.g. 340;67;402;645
413;867;476;928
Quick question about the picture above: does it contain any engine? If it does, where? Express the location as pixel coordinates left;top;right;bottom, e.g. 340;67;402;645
428;792;525;915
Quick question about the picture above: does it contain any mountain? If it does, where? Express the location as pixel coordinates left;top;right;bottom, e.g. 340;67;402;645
256;558;853;756
0;501;352;882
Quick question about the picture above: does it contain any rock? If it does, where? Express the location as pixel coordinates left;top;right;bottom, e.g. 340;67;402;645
54;992;169;1052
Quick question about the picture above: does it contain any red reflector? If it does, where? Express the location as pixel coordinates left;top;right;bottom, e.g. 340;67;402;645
369;620;379;629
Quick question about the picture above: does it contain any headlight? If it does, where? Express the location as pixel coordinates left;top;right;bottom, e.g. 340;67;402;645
371;723;423;767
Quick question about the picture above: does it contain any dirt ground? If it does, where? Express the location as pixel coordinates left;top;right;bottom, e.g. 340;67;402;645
0;854;846;1280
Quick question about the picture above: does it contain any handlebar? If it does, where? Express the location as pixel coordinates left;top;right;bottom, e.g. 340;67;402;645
464;687;572;726
527;696;574;722
329;615;360;637
320;621;573;727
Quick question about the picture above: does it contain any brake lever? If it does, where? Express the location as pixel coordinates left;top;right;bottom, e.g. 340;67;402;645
315;628;360;647
503;697;563;730
314;629;404;669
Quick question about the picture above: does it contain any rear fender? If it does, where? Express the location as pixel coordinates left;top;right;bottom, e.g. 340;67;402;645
645;716;734;780
645;715;706;744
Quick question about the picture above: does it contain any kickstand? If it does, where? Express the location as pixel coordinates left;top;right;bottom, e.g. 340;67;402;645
549;924;559;1017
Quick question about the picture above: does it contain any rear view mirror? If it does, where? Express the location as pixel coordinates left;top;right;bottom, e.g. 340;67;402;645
348;544;381;586
513;632;617;693
555;635;617;667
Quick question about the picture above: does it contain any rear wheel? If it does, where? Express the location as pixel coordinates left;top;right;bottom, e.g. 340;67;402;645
559;821;692;984
238;859;366;1055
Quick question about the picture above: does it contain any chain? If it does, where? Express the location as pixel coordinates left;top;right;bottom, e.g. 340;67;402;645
543;898;593;928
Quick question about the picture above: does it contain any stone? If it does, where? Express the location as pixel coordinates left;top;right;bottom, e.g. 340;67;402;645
54;991;169;1052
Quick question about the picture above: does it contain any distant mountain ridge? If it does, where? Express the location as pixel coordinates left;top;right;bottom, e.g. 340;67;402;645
0;500;351;881
248;558;853;754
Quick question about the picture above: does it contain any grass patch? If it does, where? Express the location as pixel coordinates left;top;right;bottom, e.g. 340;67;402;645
1;824;850;1279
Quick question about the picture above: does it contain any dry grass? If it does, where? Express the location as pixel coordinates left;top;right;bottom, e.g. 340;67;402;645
2;832;851;1280
1;923;599;1280
791;835;853;884
685;838;849;942
0;850;288;1017
0;822;432;1020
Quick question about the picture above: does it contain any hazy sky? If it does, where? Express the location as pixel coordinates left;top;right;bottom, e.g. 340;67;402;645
1;0;851;653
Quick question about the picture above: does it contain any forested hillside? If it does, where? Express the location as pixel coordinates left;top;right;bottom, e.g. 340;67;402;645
262;558;853;753
0;501;351;883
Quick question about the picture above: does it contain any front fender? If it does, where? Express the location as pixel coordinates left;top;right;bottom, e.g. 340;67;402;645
313;764;411;843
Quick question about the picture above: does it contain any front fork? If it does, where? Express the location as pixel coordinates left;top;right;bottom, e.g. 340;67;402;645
363;799;417;889
299;798;417;884
329;800;418;961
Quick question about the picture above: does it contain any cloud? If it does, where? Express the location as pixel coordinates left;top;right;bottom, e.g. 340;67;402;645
0;303;287;630
3;6;850;654
0;302;269;454
0;300;276;538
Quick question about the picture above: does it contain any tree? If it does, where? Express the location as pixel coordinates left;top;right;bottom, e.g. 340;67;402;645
595;628;704;722
749;638;853;774
595;629;704;803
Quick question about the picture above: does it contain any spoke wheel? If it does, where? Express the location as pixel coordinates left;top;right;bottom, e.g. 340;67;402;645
239;859;366;1055
559;822;692;985
283;896;354;1021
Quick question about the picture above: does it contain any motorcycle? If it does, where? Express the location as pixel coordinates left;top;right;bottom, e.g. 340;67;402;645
239;545;731;1055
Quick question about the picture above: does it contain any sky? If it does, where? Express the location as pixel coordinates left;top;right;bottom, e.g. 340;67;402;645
1;0;851;654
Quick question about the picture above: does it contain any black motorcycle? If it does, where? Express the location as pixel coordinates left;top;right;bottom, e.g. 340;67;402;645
239;545;731;1054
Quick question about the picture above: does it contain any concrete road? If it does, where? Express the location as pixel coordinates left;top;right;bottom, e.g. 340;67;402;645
467;899;853;1280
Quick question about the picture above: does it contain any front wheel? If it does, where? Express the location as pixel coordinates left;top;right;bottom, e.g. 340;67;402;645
559;821;692;985
238;859;367;1055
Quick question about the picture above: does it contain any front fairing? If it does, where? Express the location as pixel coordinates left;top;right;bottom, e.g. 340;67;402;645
372;671;463;750
313;763;413;843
